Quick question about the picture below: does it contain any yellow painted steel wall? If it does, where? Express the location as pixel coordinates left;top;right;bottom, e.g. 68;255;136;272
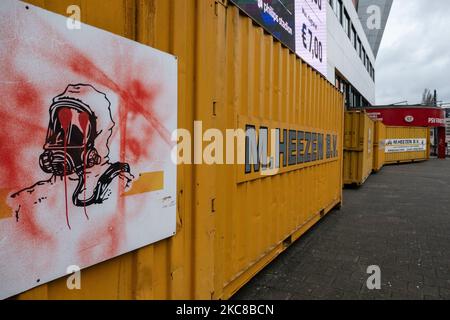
16;0;344;300
343;111;374;185
373;121;386;172
384;126;430;164
216;6;343;299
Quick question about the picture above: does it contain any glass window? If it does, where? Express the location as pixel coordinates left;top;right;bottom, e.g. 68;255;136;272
357;38;361;57
352;27;357;49
336;0;342;24
363;98;369;107
349;87;355;108
343;82;349;105
344;11;350;38
355;92;361;108
362;47;366;64
366;56;370;72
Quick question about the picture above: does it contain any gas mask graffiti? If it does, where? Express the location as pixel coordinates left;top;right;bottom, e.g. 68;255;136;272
39;105;102;178
11;84;134;228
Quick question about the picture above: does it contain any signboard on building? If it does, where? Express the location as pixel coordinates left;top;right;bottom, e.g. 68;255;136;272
230;0;327;77
295;0;328;77
385;139;427;153
366;107;446;128
0;0;177;299
230;0;296;52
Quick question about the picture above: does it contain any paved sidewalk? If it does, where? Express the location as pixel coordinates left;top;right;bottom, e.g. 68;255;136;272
234;159;450;300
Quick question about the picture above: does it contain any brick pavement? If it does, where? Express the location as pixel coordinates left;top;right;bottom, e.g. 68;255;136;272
233;159;450;300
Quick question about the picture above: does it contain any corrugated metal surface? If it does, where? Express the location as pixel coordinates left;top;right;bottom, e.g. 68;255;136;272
385;126;429;164
16;0;344;300
343;111;374;185
373;121;386;172
216;6;343;299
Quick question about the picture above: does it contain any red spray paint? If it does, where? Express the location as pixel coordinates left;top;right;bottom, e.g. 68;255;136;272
4;16;170;250
58;108;72;230
79;112;90;220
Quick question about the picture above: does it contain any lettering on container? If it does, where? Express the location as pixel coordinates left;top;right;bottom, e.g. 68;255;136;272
245;125;338;174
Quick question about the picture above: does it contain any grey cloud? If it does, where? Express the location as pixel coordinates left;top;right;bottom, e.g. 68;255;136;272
376;0;450;105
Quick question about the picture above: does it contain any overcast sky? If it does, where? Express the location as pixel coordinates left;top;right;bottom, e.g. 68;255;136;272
376;0;450;106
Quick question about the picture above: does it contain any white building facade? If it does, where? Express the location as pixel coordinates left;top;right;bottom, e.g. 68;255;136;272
326;0;392;108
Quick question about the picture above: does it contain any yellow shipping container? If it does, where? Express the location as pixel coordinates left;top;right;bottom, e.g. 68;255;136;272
343;111;374;186
373;121;386;172
12;0;345;300
384;126;430;164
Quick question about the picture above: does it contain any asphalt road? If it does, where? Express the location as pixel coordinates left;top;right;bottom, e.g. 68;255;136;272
233;159;450;300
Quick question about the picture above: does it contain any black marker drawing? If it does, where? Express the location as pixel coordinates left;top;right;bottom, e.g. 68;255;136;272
11;84;134;229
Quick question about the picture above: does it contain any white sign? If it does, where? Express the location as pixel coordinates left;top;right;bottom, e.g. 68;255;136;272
0;0;177;299
367;112;382;121
385;139;427;153
295;0;327;77
428;117;446;125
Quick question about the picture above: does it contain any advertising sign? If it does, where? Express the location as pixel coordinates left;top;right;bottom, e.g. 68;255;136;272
295;0;327;77
230;0;296;52
366;108;445;128
240;118;339;183
231;0;327;77
0;0;177;299
385;139;427;153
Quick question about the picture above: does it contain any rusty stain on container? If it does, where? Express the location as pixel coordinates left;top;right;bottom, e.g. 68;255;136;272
373;121;386;173
384;126;430;164
343;111;374;186
16;0;344;300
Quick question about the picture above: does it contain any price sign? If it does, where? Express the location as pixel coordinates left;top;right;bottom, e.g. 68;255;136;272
295;0;327;77
231;0;327;77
